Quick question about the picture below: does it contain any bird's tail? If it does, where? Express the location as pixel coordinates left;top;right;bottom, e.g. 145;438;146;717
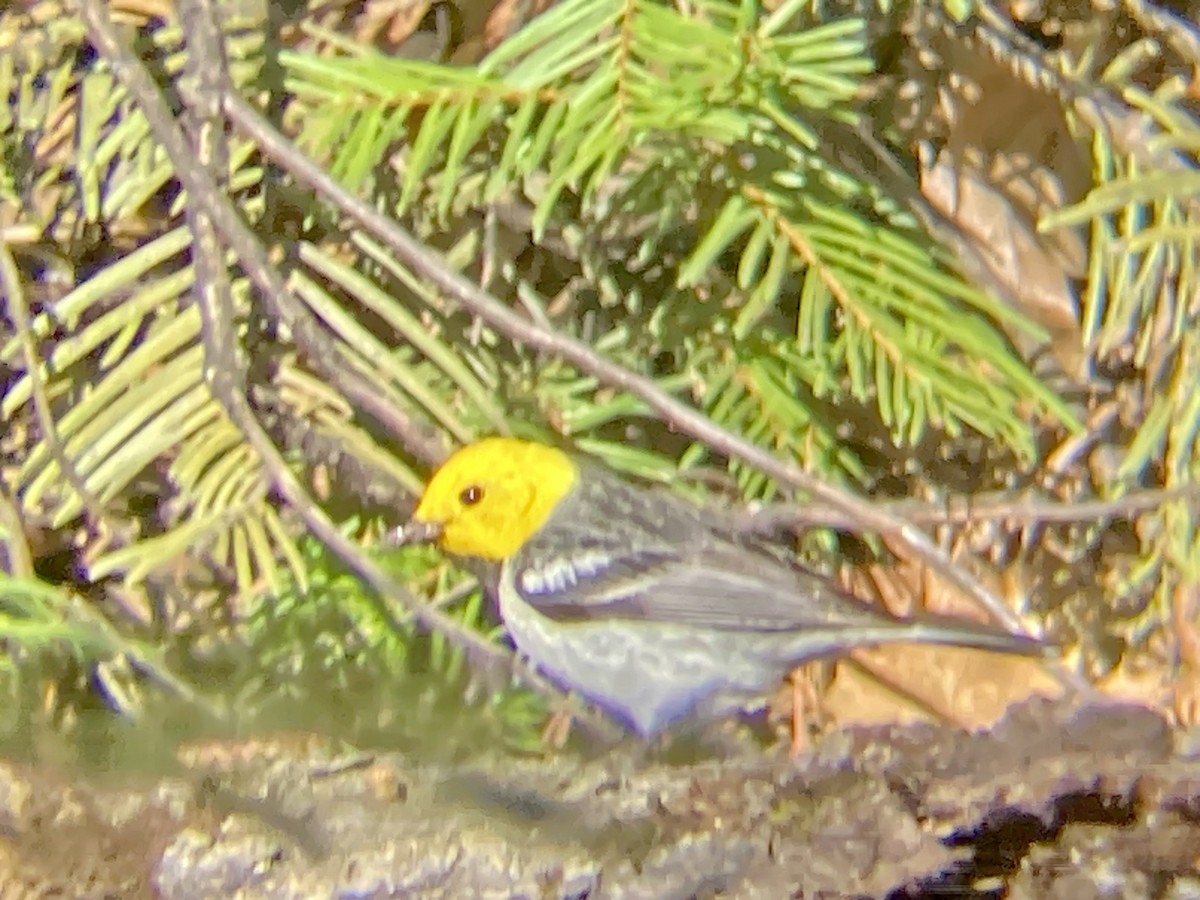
784;616;1051;664
891;616;1051;657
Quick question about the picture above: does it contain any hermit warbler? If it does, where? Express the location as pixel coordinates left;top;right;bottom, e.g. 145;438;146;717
395;437;1047;738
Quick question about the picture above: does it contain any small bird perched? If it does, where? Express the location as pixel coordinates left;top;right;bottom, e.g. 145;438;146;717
395;437;1049;739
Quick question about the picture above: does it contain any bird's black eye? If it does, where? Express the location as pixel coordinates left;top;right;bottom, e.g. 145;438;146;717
460;485;484;506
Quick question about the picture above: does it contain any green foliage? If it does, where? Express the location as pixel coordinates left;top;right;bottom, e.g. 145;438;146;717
1033;48;1200;640
0;566;182;746
0;574;110;671
284;0;1069;494
234;532;549;754
3;0;1200;749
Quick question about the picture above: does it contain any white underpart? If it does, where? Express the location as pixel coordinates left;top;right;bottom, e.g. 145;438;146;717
498;563;774;736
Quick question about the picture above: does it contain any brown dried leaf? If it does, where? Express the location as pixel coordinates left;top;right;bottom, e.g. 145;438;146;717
353;0;431;51
915;33;1092;378
920;152;1086;377
482;0;553;50
821;644;1060;731
807;550;1061;731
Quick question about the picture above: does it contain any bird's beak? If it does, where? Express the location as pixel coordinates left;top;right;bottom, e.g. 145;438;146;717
388;518;444;547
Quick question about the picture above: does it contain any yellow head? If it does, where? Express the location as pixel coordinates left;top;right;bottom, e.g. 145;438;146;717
409;437;578;560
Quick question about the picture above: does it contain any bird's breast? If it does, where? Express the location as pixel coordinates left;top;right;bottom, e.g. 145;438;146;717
495;562;785;737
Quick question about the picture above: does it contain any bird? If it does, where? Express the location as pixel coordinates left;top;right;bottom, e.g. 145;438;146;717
393;437;1050;739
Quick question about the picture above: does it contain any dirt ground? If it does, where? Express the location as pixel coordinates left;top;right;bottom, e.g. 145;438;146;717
0;696;1197;898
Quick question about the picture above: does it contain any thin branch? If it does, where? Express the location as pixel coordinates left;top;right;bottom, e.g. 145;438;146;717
76;0;622;741
71;594;223;717
0;490;34;578
162;0;500;666
740;483;1200;535
1121;0;1200;70
0;235;111;529
1;231;222;718
85;3;445;471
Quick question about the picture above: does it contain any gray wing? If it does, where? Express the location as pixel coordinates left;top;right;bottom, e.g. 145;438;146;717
512;519;893;633
508;470;1045;656
510;536;1047;658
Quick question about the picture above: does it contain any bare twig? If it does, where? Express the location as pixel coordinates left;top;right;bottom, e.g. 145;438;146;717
0;236;111;529
0;490;34;578
75;0;623;741
82;4;446;471
1121;0;1200;72
741;482;1200;535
